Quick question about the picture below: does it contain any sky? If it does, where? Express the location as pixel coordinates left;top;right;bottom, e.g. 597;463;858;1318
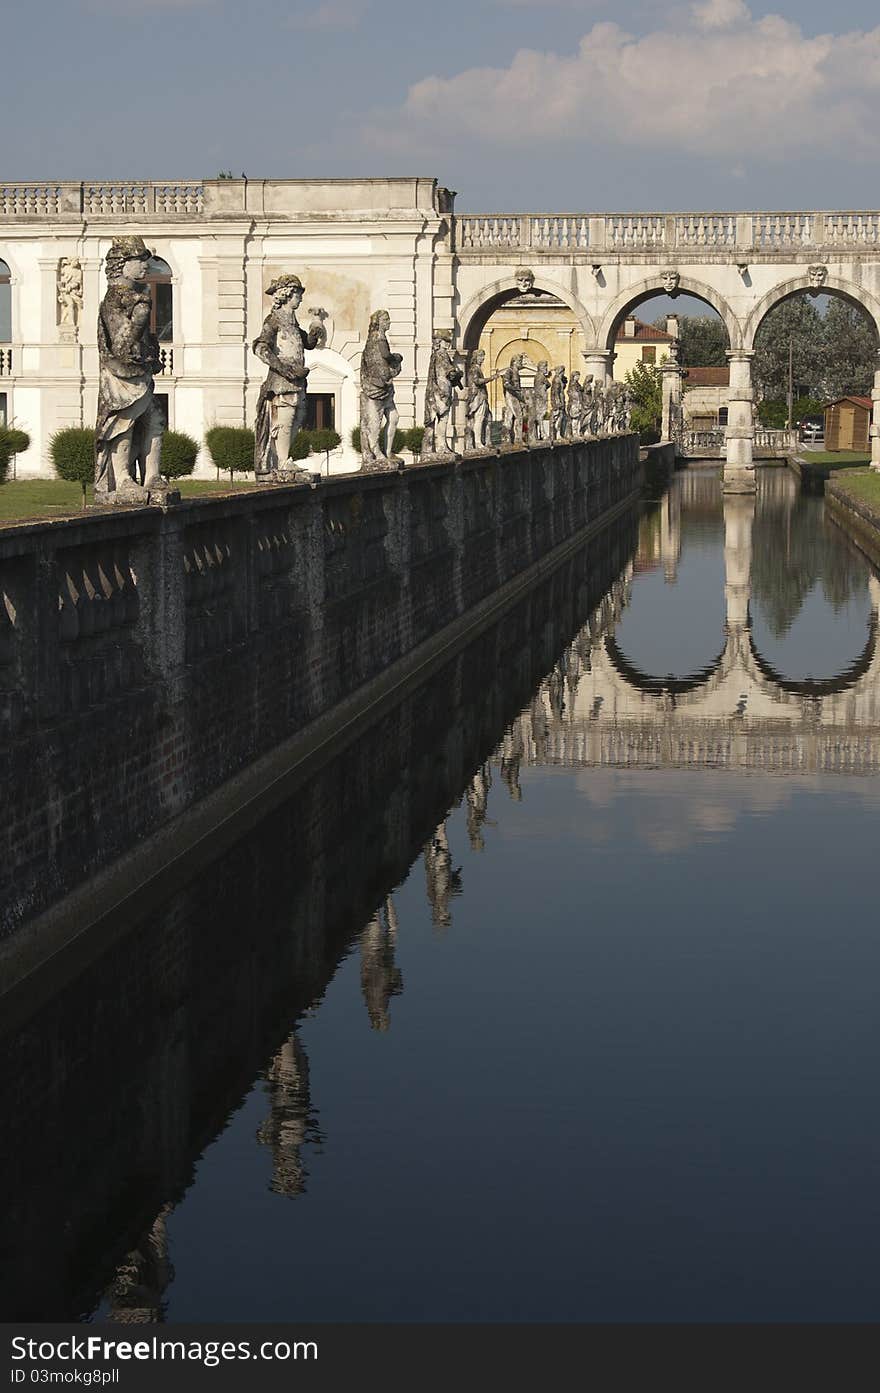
4;0;880;212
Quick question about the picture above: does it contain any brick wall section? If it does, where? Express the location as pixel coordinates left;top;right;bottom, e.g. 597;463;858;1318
0;437;640;936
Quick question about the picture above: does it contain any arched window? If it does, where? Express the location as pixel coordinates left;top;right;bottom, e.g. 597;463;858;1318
0;259;11;343
144;256;173;342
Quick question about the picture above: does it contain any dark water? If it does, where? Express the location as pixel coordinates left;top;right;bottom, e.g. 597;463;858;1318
3;466;880;1323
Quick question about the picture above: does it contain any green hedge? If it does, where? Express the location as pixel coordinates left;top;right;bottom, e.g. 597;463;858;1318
160;430;200;479
50;426;95;504
350;425;419;455
205;426;255;479
0;435;10;486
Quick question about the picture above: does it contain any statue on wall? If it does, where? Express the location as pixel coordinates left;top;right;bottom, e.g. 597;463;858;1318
463;348;499;451
579;375;595;436
307;306;330;348
550;365;567;441
424;331;462;457
527;360;550;440
94;236;169;503
501;354;527;445
253;273;326;482
661;271;681;296
360;309;403;469
58;257;83;332
567;371;583;438
808;264;828;292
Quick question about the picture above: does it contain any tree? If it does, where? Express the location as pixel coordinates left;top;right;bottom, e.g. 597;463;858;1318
821;298;877;400
753;296;825;402
656;315;728;368
160;430;200;479
625;359;663;442
205;425;254;483
50;426;95;507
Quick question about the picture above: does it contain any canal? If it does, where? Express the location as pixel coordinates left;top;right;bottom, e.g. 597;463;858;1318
3;465;879;1323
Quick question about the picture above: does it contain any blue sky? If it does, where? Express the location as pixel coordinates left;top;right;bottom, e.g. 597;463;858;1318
4;1;880;211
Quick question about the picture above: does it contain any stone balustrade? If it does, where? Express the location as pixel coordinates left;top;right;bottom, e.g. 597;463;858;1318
0;437;641;935
454;211;880;254
0;348;12;376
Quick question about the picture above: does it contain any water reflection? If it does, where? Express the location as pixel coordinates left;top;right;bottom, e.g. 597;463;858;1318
4;468;880;1323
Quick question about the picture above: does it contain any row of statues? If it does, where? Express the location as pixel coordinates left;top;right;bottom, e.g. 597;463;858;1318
93;244;635;503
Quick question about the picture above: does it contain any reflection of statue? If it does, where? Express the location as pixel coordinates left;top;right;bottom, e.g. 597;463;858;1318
256;1033;318;1198
465;764;493;852
527;360;550;440
95;236;167;503
360;309;403;468
501;354;527;445
424;822;462;930
424;332;462;457
360;897;402;1031
464;348;498;450
58;257;83;329
550;366;567;441
567;371;583;438
253;273;326;482
105;1208;173;1323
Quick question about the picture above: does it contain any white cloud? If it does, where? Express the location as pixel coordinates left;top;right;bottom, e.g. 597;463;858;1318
287;0;366;30
364;8;880;167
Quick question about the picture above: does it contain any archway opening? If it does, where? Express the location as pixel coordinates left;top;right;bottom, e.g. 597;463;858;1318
608;289;731;443
752;289;878;446
464;284;586;427
144;256;173;342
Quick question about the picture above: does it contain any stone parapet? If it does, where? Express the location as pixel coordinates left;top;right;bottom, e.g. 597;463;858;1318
0;436;641;936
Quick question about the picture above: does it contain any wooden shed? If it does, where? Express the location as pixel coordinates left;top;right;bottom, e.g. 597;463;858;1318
824;396;872;452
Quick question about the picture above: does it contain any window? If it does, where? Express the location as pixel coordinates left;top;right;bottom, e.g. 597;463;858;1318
0;259;10;343
144;257;173;342
306;393;335;431
718;408;728;426
641;346;656;364
0;393;7;426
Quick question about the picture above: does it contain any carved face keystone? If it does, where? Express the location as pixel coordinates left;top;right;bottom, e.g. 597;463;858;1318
661;272;680;295
808;265;828;291
514;269;535;294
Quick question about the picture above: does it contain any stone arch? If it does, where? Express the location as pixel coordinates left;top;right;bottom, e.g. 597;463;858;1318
743;273;880;351
458;274;596;352
596;274;742;353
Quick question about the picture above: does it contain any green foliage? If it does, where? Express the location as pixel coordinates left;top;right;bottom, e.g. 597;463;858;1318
754;295;877;403
758;395;824;428
50;426;96;505
350;425;362;452
205;425;255;478
821;298;877;399
0;434;10;485
351;425;408;454
309;428;342;455
405;426;425;455
3;427;30;456
655;315;728;368
160;429;200;479
624;360;663;442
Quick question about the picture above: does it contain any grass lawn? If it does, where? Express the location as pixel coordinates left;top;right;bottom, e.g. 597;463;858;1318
0;477;258;523
802;451;872;469
829;468;880;511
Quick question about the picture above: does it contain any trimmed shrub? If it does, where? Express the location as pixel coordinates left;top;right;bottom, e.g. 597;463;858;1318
350;425;362;453
350;425;407;455
290;430;312;462
4;427;30;456
160;430;200;479
51;426;96;506
205;425;255;482
404;426;425;456
0;434;11;485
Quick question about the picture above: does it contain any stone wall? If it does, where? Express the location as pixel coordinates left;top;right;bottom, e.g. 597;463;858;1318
0;437;640;937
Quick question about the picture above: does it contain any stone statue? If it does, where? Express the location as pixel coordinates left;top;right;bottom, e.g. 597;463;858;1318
550;366;567;441
808;265;828;292
623;385;635;432
514;268;535;295
423;331;462;457
360;309;403;469
579;375;594;436
252;273;326;482
307;306;329;348
661;271;681;295
527;360;550;440
464;348;498;451
567;371;583;438
58;256;83;330
94;236;169;503
501;354;527;445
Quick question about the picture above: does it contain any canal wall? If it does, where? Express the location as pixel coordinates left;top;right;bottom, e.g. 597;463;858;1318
0;512;638;1320
825;477;880;571
0;437;640;938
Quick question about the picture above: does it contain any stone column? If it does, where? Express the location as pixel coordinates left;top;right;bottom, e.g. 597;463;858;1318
723;491;754;631
660;357;683;442
581;348;614;385
723;350;756;492
870;352;880;472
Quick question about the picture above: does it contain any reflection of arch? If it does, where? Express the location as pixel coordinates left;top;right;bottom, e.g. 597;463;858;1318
604;633;728;695
743;274;880;351
459;275;596;351
748;615;878;698
0;257;10;343
596;275;741;352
